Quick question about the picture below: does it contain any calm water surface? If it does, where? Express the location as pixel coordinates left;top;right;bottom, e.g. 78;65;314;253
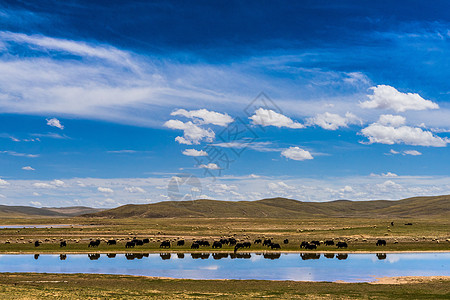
0;252;448;282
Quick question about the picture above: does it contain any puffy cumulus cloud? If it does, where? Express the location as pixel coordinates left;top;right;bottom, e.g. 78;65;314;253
198;163;220;170
360;85;439;112
97;187;114;193
32;182;53;188
0;178;10;186
29;201;42;207
376;180;403;190
307;112;361;130
249;174;260;179
340;185;354;193
21;166;35;171
182;149;208;157
164;120;214;145
361;115;448;147
403;150;422;156
383;172;398;177
46;118;64;129
51;179;65;186
124;186;145;193
208;183;238;194
281;147;313;161
249;108;304;129
268;181;295;190
171;109;233;126
377;114;406;127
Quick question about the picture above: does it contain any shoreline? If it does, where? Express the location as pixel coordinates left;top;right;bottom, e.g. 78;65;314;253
0;250;449;254
0;272;448;284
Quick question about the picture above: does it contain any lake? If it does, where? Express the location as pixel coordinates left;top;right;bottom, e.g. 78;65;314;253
0;252;448;282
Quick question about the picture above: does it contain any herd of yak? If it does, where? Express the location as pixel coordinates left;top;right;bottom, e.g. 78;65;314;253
33;238;389;252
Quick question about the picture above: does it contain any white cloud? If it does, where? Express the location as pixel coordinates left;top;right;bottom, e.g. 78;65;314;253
361;115;448;147
281;147;314;161
383;172;398;177
249;108;304;129
0;31;137;69
249;174;260;179
21;166;35;171
124;186;146;193
388;149;423;156
171;109;233;126
0;179;10;186
33;182;53;188
377;180;403;190
212;141;278;152
0;151;39;158
377;114;406;127
0;193;5;198
370;172;398;177
29;201;42;207
164;120;215;145
277;181;295;190
32;192;40;196
51;180;65;187
340;185;354;193
390;149;399;154
403;150;422;156
199;163;220;170
46;118;64;130
97;187;114;193
307;112;361;130
107;150;138;154
182;149;208;156
360;85;439;112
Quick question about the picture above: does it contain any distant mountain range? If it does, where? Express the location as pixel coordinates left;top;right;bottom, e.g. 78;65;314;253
0;195;447;219
0;205;104;218
82;195;450;219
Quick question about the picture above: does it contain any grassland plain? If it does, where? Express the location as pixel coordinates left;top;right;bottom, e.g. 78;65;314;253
0;216;448;253
0;273;448;299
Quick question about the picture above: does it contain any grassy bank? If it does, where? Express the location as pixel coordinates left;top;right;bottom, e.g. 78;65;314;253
0;273;448;299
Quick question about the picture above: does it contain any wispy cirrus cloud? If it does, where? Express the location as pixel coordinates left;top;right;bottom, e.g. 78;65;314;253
0;150;39;158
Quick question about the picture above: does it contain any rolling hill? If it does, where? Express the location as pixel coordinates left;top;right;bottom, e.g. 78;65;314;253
83;195;450;219
0;205;103;218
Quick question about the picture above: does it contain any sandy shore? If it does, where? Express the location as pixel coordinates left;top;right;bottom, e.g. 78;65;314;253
370;276;450;284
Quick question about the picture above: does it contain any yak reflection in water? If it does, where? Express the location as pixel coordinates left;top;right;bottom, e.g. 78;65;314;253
125;253;148;260
263;253;281;260
191;253;210;259
48;252;390;262
377;253;387;260
212;253;228;260
301;253;321;260
336;253;348;260
88;254;100;260
160;253;171;260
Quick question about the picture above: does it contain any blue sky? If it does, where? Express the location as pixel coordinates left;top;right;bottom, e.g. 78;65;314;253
0;1;449;207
